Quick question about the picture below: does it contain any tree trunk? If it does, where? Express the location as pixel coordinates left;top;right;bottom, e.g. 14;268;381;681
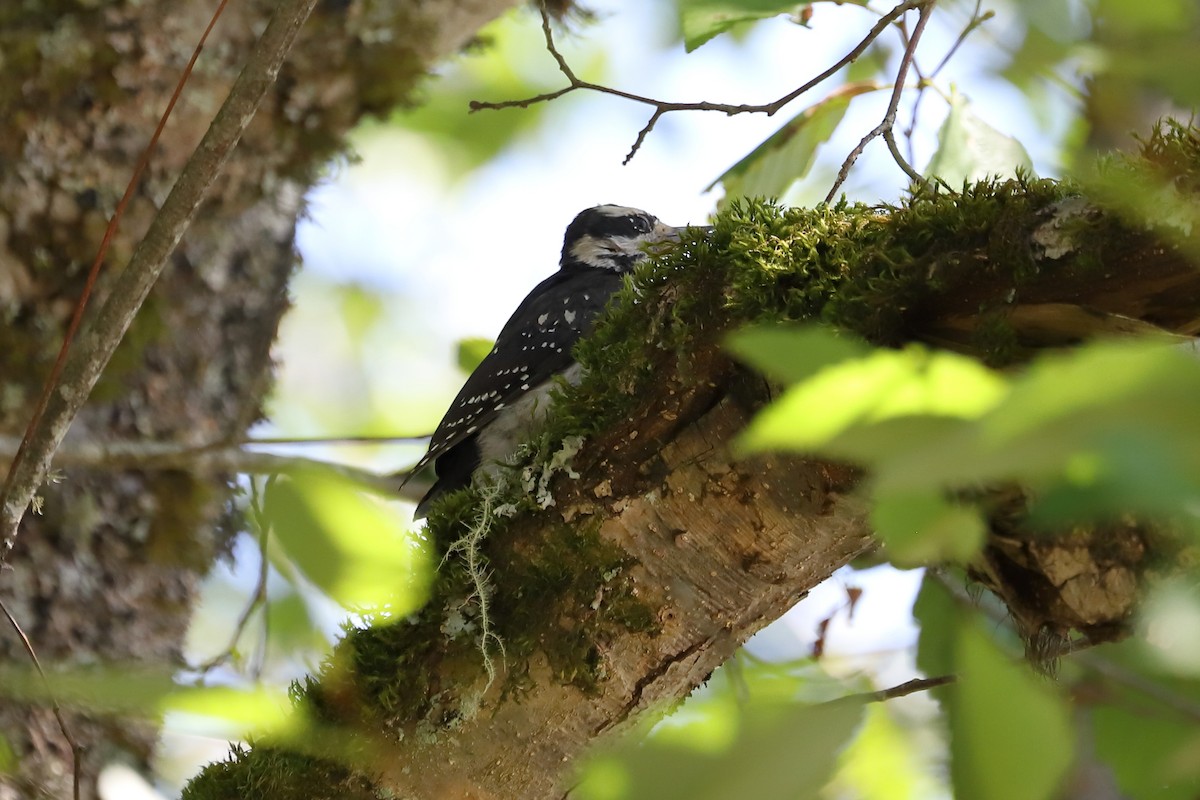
0;1;519;796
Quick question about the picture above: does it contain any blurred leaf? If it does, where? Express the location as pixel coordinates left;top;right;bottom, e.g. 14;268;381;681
338;284;385;345
913;575;958;683
925;90;1034;185
265;467;432;613
872;340;1200;516
161;685;292;736
0;734;14;773
678;0;809;52
577;657;864;799
1094;708;1200;800
712;82;881;201
387;12;606;172
266;592;330;658
1086;635;1200;800
949;622;1073;800
5;666;176;716
834;703;944;800
1138;579;1200;677
578;699;864;800
738;342;1006;456
870;491;986;566
457;337;495;373
725;323;868;384
0;666;290;737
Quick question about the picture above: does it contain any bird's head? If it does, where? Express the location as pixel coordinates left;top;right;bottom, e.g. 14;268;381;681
560;205;683;273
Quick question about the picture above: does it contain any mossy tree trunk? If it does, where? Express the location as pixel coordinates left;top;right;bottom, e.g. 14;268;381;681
0;1;518;796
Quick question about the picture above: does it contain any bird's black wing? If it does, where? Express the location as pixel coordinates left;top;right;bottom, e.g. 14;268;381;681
404;266;622;479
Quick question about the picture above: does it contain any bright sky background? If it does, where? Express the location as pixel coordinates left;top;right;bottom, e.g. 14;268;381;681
147;2;1079;795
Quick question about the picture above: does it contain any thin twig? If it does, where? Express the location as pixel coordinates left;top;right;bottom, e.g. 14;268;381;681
904;0;989;160
472;0;926;164
0;599;83;800
0;0;321;559
0;436;402;497
929;0;990;80
825;0;935;202
239;434;427;446
194;477;275;676
853;674;955;703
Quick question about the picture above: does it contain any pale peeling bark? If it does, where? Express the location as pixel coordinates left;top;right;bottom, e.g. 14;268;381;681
0;0;520;796
379;396;873;798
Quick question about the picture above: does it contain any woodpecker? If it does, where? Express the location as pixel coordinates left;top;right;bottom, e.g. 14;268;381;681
404;205;690;518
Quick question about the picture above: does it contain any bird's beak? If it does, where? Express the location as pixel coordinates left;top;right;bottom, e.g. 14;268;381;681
653;220;683;242
644;221;714;256
653;222;714;242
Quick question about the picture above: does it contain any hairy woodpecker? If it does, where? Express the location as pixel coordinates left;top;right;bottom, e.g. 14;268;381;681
404;205;688;518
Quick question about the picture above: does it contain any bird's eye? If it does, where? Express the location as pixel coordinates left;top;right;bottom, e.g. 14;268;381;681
629;216;652;234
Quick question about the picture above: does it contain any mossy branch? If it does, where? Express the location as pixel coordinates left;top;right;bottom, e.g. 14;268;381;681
186;125;1200;799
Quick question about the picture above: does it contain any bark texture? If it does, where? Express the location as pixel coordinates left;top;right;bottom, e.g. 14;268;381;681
0;0;519;796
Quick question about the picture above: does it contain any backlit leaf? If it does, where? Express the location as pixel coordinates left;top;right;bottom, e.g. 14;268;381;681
712;82;881;202
265;467;433;613
925;90;1034;185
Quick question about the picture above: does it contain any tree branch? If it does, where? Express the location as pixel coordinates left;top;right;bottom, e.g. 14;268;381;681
826;0;935;201
0;436;402;498
471;0;927;164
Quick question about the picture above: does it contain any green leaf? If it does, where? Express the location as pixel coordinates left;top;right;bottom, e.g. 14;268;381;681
265;467;433;613
712;82;881;201
457;337;495;373
738;345;1006;457
913;575;959;681
724;323;868;384
925;90;1034;185
161;685;292;736
0;734;15;773
386;12;605;171
1094;707;1200;800
678;0;808;52
870;491;986;566
950;622;1074;800
578;699;864;800
873;340;1200;510
834;703;945;800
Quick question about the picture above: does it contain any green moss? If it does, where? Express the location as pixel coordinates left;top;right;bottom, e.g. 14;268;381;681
91;289;168;401
488;515;657;693
181;744;377;800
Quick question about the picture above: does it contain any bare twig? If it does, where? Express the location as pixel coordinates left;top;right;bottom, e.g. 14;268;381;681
930;0;991;80
194;477;275;676
854;674;955;703
0;0;321;558
472;0;926;164
904;0;990;161
0;436;402;497
825;1;935;202
0;599;83;800
237;434;426;447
